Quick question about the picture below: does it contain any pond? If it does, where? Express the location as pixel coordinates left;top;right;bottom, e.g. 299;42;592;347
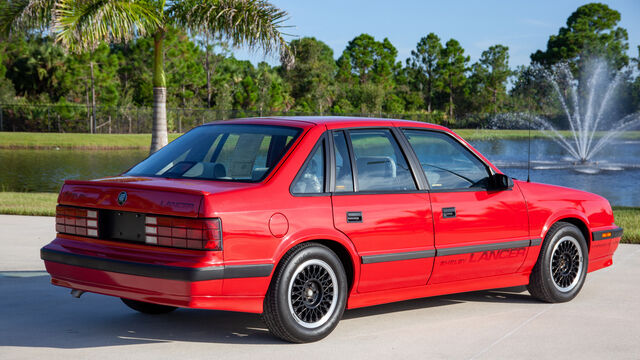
471;138;640;207
0;149;148;193
1;137;638;206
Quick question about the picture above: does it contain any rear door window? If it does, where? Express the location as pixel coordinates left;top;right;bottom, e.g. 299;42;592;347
348;129;417;191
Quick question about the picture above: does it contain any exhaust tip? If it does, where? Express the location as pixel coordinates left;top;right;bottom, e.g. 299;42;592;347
70;289;85;298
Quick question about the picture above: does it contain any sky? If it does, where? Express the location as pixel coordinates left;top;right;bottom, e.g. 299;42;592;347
231;0;640;69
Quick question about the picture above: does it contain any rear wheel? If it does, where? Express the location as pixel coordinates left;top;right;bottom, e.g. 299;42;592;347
528;222;588;303
121;298;177;314
262;243;347;343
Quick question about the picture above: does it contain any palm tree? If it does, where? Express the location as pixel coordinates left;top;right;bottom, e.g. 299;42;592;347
1;0;292;153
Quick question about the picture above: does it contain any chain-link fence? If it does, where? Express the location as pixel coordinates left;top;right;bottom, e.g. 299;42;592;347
0;103;487;133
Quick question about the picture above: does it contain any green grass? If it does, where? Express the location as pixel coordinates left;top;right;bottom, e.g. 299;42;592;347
0;192;638;243
1;130;639;149
0;192;58;216
612;206;640;244
0;132;180;149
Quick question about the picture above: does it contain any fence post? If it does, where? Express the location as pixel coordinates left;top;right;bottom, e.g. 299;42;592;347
0;104;3;131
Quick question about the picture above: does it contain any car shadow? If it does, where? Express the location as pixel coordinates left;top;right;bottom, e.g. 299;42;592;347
343;285;536;319
0;273;538;349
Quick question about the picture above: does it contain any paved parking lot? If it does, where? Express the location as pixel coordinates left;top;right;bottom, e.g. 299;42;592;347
1;214;639;359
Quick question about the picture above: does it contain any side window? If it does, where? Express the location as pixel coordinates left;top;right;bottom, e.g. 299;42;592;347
403;129;490;190
348;129;417;191
291;140;326;194
332;131;354;192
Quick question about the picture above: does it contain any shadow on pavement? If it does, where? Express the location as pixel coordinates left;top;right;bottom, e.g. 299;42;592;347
0;273;536;349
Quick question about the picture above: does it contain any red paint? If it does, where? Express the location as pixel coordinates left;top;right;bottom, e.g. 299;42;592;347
268;213;289;238
41;117;622;314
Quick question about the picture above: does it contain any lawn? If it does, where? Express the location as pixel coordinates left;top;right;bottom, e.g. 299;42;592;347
0;192;637;243
0;192;58;216
1;130;640;149
0;132;180;149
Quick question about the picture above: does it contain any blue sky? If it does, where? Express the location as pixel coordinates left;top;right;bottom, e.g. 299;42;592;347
232;0;640;69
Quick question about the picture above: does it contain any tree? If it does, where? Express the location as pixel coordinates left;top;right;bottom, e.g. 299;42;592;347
163;31;206;108
338;34;399;113
470;45;512;113
340;34;398;86
65;44;121;131
531;3;629;69
200;35;230;108
408;33;442;112
438;39;469;122
282;37;336;113
0;43;16;105
3;35;68;102
1;0;292;153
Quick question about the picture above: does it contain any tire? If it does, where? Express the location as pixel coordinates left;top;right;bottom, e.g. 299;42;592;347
121;298;178;314
262;243;348;343
527;222;588;303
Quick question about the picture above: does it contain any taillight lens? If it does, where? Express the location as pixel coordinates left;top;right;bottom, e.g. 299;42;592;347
55;205;98;237
144;216;222;251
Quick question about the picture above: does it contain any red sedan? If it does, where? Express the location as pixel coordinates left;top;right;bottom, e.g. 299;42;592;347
41;117;623;342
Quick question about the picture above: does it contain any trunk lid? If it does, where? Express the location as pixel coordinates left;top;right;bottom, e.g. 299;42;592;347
59;176;259;217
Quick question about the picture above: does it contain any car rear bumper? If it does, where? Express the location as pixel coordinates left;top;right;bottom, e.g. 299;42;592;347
41;237;273;313
41;248;272;282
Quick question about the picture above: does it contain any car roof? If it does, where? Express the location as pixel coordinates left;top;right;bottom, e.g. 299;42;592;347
205;116;451;132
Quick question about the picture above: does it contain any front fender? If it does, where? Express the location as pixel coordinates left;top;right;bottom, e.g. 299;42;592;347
539;209;591;243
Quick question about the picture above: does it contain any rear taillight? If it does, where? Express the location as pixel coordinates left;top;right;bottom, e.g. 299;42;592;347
144;216;222;251
55;205;98;237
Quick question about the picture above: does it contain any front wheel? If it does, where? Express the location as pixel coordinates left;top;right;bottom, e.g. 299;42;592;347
262;243;347;343
528;222;588;303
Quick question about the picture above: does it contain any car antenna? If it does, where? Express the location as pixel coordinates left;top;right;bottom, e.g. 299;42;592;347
527;115;531;183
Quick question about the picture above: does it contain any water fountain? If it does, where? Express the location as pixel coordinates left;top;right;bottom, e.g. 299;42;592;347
493;59;640;174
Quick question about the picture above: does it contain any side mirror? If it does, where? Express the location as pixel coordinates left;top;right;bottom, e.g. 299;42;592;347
489;173;513;190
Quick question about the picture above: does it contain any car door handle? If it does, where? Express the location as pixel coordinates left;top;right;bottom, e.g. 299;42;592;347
442;207;456;218
346;211;363;223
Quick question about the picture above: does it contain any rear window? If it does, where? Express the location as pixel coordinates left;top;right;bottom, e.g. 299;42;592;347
126;124;302;182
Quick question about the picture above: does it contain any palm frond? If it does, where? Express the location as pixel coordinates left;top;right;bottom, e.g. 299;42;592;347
0;0;56;37
53;0;161;53
169;0;294;67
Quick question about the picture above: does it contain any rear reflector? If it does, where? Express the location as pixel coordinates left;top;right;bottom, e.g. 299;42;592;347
144;216;222;251
56;205;99;238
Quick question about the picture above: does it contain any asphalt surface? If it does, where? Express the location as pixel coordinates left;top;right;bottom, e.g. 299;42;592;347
1;214;639;359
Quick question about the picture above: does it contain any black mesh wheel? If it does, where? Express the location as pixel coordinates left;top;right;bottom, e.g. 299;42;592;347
528;222;588;303
287;259;338;328
549;236;584;291
262;243;347;343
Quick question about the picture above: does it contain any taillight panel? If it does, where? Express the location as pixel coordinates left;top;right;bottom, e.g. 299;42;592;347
144;216;222;251
55;205;222;251
56;206;98;237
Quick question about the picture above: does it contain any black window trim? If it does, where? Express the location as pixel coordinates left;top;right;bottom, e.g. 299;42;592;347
328;126;423;195
289;133;331;197
290;125;507;198
398;127;498;193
